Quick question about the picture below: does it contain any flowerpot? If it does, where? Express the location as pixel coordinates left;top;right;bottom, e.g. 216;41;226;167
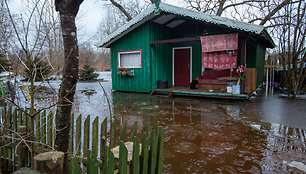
117;71;122;76
232;85;240;94
240;82;244;94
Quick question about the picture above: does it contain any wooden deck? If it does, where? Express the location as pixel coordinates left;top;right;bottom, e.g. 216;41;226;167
152;86;251;100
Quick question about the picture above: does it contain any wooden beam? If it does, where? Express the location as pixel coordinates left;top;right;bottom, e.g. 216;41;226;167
240;36;247;66
150;37;200;45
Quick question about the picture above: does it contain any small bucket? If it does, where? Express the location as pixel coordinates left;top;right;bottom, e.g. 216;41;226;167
227;86;233;93
232;85;240;94
157;80;168;89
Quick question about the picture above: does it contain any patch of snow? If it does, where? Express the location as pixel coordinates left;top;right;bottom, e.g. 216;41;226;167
250;124;261;131
287;161;306;172
296;94;306;100
95;71;112;81
0;71;14;77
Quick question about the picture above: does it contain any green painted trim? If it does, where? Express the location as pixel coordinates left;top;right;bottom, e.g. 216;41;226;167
155;89;249;98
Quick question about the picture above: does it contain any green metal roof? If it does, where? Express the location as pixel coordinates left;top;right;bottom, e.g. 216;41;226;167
97;2;275;48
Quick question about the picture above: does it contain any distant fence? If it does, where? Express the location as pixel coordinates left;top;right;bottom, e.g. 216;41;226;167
0;107;164;173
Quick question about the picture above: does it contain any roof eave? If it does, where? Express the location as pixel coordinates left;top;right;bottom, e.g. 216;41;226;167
100;13;156;48
262;29;276;48
96;2;275;49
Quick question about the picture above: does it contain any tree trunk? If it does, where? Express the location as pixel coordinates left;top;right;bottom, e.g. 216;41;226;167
55;12;79;171
216;0;226;16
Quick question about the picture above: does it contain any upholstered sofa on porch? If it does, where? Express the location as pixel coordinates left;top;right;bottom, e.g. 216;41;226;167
197;70;239;90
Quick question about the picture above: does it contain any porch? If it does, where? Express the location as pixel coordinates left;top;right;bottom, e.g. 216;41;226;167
151;86;251;100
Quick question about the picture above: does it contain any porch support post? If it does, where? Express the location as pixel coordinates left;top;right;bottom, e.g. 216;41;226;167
240;35;247;66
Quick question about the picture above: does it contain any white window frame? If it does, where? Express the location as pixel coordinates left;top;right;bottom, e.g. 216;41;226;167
117;50;142;68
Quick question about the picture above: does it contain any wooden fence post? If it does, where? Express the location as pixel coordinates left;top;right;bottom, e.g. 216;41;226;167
1;110;164;174
75;115;82;156
35;112;41;147
140;132;148;174
47;111;53;148
42;110;46;145
92;117;99;158
156;126;164;174
69;113;74;153
131;137;140;174
130;121;138;141
103;146;115;174
110;118;118;148
83;116;90;158
120;120;127;142
100;118;107;174
69;157;81;174
16;126;27;169
118;142;128;174
149;130;158;174
87;150;99;174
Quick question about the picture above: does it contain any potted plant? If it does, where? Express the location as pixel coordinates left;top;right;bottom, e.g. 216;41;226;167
236;65;247;93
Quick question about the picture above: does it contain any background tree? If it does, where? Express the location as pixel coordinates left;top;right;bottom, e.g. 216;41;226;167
4;0;61;165
54;0;84;170
0;0;13;62
79;64;99;81
98;0;155;37
276;0;305;97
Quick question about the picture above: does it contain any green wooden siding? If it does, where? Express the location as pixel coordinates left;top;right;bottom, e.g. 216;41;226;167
246;40;266;87
109;14;267;93
150;23;172;89
150;19;237;88
255;43;266;87
110;22;151;93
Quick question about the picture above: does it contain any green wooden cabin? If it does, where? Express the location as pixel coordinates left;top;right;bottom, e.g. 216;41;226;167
97;2;275;93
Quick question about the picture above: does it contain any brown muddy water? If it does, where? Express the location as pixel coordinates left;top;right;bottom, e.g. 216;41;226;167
15;80;306;173
110;90;306;173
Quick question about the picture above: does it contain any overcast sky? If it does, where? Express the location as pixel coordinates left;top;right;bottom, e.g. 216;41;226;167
8;0;180;46
76;0;180;44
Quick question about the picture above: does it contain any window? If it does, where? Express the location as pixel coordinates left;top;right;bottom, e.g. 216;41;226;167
118;50;142;68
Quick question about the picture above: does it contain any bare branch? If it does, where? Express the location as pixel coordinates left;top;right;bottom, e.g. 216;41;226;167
260;0;290;25
110;0;132;21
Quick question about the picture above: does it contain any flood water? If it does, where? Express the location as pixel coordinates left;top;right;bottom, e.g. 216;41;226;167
110;90;306;173
11;74;306;173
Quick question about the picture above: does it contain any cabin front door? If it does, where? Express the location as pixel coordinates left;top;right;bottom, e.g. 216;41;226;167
173;47;191;86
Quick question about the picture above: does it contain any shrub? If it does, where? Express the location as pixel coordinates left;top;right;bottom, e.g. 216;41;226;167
79;64;99;81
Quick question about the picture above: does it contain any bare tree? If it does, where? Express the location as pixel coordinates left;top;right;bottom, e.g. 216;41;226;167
0;0;13;62
41;0;65;72
182;0;266;16
98;0;151;41
181;0;293;26
277;0;305;98
54;0;84;170
98;11;126;37
109;0;133;21
4;0;61;166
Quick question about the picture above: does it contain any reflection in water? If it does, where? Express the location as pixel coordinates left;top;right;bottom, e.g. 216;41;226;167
111;90;306;173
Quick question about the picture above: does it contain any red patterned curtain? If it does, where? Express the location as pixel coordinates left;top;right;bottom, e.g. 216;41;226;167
200;33;238;70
